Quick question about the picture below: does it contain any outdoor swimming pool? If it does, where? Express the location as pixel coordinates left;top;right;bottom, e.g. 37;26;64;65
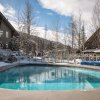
0;66;100;90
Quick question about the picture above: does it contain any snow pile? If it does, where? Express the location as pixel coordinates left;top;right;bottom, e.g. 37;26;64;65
0;62;10;67
75;59;82;64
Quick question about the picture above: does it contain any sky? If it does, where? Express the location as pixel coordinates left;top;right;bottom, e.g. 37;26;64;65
0;0;98;43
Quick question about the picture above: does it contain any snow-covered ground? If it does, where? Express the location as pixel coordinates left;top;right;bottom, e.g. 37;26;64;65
0;57;47;68
55;59;82;65
0;56;82;68
0;61;19;68
0;62;10;67
19;58;47;64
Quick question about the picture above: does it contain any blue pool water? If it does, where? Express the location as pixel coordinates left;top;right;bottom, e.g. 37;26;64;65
0;66;100;90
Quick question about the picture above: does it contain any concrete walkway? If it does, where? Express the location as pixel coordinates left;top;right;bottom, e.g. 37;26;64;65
50;63;100;70
0;89;100;100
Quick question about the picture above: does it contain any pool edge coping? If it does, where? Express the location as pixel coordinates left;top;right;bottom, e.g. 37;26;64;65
0;62;100;72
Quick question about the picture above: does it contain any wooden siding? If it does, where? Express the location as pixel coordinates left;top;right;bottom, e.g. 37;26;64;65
84;28;100;49
0;12;19;50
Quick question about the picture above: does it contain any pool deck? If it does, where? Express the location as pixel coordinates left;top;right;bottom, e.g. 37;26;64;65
0;62;19;72
0;89;100;100
60;63;100;70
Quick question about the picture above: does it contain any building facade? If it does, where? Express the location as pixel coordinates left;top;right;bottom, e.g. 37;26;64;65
82;28;100;61
0;12;19;50
84;28;100;50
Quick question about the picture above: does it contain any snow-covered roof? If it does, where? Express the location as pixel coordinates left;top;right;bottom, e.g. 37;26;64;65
83;49;100;53
94;49;100;53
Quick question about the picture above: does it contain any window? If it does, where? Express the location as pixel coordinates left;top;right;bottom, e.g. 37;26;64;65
6;31;9;38
6;43;8;48
0;30;3;37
